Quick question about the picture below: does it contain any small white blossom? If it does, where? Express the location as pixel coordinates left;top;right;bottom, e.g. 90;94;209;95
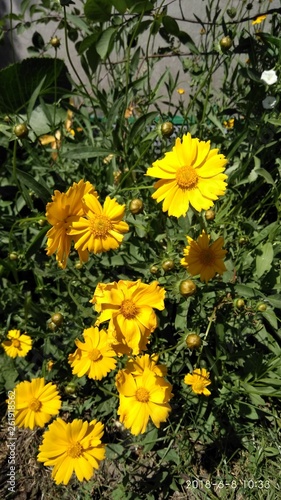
262;96;277;109
261;69;278;85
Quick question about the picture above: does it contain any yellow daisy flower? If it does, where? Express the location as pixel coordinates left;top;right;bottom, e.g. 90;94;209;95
125;353;167;378
91;280;166;355
252;15;267;25
1;329;32;358
68;326;117;380
46;179;97;268
14;378;61;429
68;194;129;254
146;132;228;217
37;418;106;485
184;368;211;396
177;88;185;95
116;368;173;435
181;230;227;283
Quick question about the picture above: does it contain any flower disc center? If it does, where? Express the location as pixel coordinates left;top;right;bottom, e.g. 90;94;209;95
120;299;138;319
136;387;150;402
199;249;215;266
29;398;42;412
12;339;21;348
88;348;102;361
67;441;83;458
176;166;198;189
90;215;112;237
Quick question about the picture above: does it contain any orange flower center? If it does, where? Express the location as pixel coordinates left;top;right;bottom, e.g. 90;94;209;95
136;387;150;402
88;348;102;361
199;249;215;266
176;166;198;190
89;215;112;237
120;299;138;319
12;339;21;348
29;398;42;412
67;441;83;458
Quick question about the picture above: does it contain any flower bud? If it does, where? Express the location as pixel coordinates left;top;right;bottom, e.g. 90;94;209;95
14;123;29;139
9;252;18;261
129;198;144;215
51;312;64;327
179;279;197;297
205;209;216;221
186;333;202;350
257;302;267;312
50;36;61;48
220;36;233;51
161;122;174;138
162;259;175;272
150;265;159;275
234;298;245;309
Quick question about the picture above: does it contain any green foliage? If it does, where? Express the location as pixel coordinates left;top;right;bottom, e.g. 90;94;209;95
0;0;281;498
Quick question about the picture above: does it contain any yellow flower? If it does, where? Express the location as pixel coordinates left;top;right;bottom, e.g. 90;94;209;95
252;15;267;25
1;329;32;358
116;369;173;435
37;418;106;485
146;132;228;217
68;326;117;380
91;280;166;355
125;353;167;378
14;378;61;429
39;130;61;161
46;360;54;372
68;194;129;255
177;88;185;95
181;230;227;283
223;118;235;129
46;179;97;268
184;368;211;396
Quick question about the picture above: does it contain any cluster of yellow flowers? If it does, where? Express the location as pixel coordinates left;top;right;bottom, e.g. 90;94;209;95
11;377;105;485
3;131;229;486
45;179;129;268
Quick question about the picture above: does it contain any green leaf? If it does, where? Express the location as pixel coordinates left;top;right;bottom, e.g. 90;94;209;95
96;27;117;59
0;58;71;114
7;168;51;203
267;294;281;309
106;443;124;459
61;146;115;159
128;112;158;143
162;15;180;36
25;226;49;259
256;168;277;188
157;448;180;465
256;241;274;278
84;0;112;23
111;0;128;13
261;310;278;330
234;284;257;298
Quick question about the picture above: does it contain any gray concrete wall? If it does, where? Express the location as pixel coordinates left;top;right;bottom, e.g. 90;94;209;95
1;1;279;92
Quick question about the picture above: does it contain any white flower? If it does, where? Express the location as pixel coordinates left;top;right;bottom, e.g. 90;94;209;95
261;69;278;85
262;96;277;109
